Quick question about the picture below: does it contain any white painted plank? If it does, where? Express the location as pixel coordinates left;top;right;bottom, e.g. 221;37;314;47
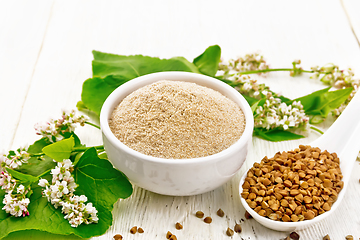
0;0;54;150
1;0;360;239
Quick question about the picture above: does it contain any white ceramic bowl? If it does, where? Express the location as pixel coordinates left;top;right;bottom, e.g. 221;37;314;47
100;71;254;196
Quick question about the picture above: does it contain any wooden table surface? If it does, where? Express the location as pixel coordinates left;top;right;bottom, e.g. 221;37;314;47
1;0;360;239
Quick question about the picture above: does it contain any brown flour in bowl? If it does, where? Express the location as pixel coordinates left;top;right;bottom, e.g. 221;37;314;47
109;80;246;159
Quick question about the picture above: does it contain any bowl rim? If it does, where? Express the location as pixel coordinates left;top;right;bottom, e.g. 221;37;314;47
100;71;254;164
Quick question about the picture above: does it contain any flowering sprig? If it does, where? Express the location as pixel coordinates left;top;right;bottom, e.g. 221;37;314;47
218;56;312;77
218;53;269;77
254;95;309;131
0;110;101;219
34;109;90;142
217;56;309;132
1;147;31;169
217;54;358;139
218;73;309;132
310;63;360;116
0;150;31;217
38;159;98;228
218;54;359;117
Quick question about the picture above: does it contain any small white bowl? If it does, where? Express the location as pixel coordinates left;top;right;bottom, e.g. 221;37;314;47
100;71;254;196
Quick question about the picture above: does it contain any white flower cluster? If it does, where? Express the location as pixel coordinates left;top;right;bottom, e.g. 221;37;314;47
218;53;269;77
254;96;309;131
1;147;30;169
0;150;31;217
216;71;309;131
39;159;98;227
311;63;360;117
230;75;272;100
34;109;89;142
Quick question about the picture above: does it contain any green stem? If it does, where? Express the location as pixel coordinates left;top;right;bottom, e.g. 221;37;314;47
310;126;324;135
85;121;100;129
238;68;314;75
37;169;51;178
73;145;104;152
31;153;45;157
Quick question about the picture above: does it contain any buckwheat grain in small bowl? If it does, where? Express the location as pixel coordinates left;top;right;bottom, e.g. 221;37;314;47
239;145;344;231
100;71;254;196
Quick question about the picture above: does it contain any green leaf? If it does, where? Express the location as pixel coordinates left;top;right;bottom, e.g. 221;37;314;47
251;98;266;114
254;128;304;141
3;230;82;240
306;87;353;117
0;148;133;239
42;137;75;162
74;147;132;200
6;168;39;184
81;53;201;115
242;94;259;106
81;76;122;117
16;138;56;177
76;100;88;111
98;151;108;159
193;45;221;76
61;132;84;148
290;87;353;118
289;87;331;112
27;137;52;154
92;54;200;78
17;156;56;178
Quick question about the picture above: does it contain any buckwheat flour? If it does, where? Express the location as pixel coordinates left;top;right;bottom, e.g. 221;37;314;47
109;80;246;159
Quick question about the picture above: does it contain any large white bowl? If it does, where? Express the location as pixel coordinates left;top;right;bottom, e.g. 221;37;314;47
100;71;254;196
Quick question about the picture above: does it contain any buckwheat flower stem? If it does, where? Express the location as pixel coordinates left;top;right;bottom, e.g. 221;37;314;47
85;121;100;129
310;126;324;135
30;153;45;157
72;145;104;152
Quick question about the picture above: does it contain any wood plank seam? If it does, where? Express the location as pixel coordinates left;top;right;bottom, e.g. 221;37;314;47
340;0;360;48
9;0;55;149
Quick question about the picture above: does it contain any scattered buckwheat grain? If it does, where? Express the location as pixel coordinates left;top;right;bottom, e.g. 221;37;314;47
113;234;123;240
234;223;242;233
226;227;234;236
245;211;253;219
166;231;172;239
217;208;225;217
195;211;204;218
345;235;353;240
323;234;331;240
204;216;212;224
130;226;137;234
289;231;300;240
175;222;183;230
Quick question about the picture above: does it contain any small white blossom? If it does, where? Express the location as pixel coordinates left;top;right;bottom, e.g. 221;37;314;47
17;184;25;194
0;148;31;218
38;178;49;187
39;159;98;227
35;110;89;142
253;95;309;131
218;53;269;77
2;192;30;217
